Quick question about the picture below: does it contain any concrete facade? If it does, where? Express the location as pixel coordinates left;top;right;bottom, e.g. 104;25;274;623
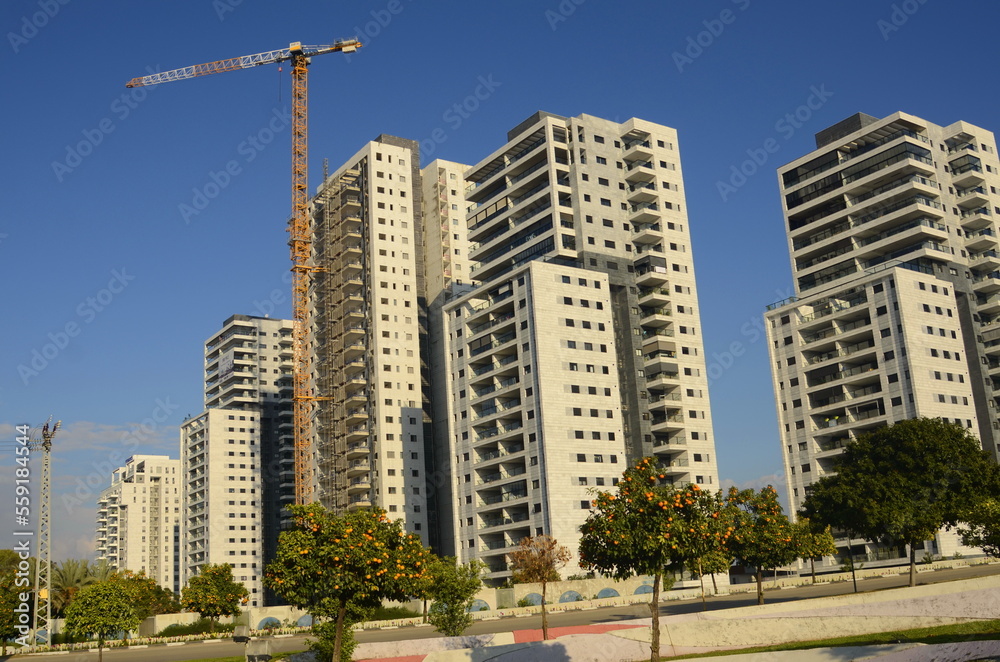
95;454;181;593
308;136;430;543
765;111;1000;558
439;112;720;583
180;313;294;607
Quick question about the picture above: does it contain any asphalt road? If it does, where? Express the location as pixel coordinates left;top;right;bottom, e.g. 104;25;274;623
9;562;1000;661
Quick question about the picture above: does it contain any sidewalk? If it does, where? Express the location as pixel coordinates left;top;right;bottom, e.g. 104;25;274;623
353;574;1000;661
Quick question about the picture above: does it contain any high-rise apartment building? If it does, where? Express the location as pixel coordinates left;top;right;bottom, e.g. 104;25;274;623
421;158;475;552
437;112;720;581
307;136;430;541
765;111;1000;557
95;454;181;592
180;314;294;607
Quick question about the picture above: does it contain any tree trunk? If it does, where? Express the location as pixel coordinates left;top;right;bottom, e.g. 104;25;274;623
98;639;104;662
810;557;816;583
755;568;764;605
209;617;215;633
710;570;718;595
698;559;706;610
649;572;661;662
909;544;916;588
540;580;548;641
422;598;428;624
334;601;347;662
848;537;858;593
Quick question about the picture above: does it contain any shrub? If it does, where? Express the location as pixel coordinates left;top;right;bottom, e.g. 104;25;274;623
370;606;420;621
156;618;236;637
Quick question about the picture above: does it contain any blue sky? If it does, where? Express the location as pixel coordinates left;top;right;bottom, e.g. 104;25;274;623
2;0;997;560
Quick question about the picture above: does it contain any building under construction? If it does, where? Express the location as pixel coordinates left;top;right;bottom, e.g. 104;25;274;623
308;135;432;542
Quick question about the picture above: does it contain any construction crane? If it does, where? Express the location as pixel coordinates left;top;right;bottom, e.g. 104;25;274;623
27;418;59;648
126;39;361;505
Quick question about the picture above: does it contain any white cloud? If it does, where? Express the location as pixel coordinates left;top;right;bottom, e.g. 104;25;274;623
0;418;180;562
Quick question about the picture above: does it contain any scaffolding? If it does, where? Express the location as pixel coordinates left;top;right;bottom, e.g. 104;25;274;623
312;168;372;511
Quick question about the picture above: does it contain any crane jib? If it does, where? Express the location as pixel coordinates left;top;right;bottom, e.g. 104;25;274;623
124;40;361;88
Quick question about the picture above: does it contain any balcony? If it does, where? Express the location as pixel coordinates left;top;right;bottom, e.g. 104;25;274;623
624;159;655;183
623;137;654;161
638;286;671;307
967;228;998;252
960;207;993;232
639;305;672;328
979;293;1000;316
470;332;517;357
627;181;658;204
630;202;661;224
632;222;662;246
635;265;669;287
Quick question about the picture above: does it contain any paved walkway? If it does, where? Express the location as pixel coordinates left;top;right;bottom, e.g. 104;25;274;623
351;575;1000;661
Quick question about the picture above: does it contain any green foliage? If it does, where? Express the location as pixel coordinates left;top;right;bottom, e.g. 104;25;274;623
516;597;534;608
726;485;796;605
959;497;1000;557
793;517;837;582
793;518;837;561
264;504;431;662
181;563;248;629
156;618;235;637
0;559;24;654
52;558;96;617
802;418;1000;585
309;620;358;662
579;457;720;659
426;558;485;637
111;570;180;621
65;582;141;659
370;605;420;620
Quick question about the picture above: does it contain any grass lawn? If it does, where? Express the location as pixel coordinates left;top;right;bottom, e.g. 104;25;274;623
660;619;1000;659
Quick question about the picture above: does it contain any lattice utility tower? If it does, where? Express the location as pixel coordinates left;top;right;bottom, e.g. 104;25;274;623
30;418;59;648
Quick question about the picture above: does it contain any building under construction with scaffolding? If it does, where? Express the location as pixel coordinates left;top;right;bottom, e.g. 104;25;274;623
308;135;432;542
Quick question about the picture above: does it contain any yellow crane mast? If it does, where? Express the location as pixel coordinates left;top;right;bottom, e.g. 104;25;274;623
126;39;361;505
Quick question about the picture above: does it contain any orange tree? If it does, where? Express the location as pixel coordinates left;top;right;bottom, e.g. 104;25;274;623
673;485;734;607
725;486;796;605
181;563;247;632
111;570;180;621
264;504;430;662
579;457;706;662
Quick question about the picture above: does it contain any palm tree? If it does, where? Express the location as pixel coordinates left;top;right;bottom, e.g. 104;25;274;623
89;559;116;583
51;559;95;617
